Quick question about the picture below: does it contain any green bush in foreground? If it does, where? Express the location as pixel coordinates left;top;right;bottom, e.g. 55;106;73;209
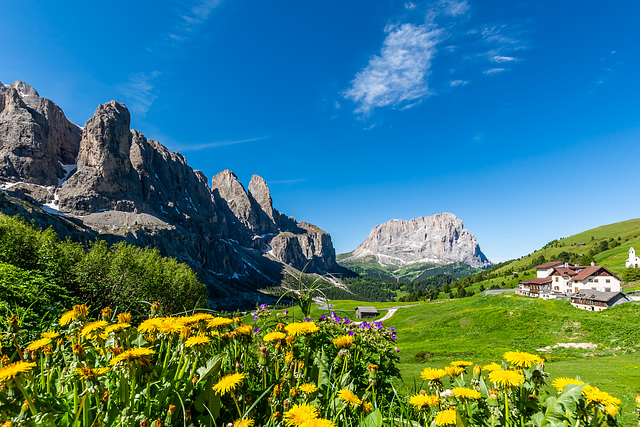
0;213;207;321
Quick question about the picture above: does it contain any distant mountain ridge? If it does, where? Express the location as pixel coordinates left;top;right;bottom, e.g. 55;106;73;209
0;80;346;308
339;213;491;281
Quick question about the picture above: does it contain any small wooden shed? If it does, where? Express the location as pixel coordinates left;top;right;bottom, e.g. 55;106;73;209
355;306;379;319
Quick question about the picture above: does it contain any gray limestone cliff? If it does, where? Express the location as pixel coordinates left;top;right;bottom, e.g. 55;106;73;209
0;81;341;307
342;213;491;269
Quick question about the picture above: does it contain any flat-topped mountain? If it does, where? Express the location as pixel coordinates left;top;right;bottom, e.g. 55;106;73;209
339;213;491;281
0;80;343;307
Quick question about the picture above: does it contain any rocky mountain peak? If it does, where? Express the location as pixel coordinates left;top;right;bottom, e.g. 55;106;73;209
248;174;274;221
0;80;344;308
343;212;491;269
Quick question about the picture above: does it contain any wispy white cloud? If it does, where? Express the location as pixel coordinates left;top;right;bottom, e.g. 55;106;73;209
121;0;222;116
450;79;468;86
120;71;161;116
269;178;307;184
483;68;506;74
404;2;417;10
177;136;269;152
439;0;469;16
344;23;443;114
491;55;517;63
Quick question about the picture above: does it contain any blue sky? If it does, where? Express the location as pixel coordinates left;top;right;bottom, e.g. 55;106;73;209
2;1;640;262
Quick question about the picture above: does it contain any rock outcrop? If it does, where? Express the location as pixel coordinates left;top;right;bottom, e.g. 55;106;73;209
0;81;341;308
342;213;491;268
0;81;81;194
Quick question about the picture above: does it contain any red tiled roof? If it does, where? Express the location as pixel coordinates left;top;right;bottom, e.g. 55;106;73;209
551;267;580;276
571;266;622;282
534;261;565;269
519;277;553;284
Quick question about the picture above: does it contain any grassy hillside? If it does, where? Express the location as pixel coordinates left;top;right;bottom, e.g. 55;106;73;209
489;218;640;277
337;254;480;282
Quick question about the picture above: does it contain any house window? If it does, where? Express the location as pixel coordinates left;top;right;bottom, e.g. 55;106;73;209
588;279;593;282
594;279;598;282
555;277;559;282
606;279;610;283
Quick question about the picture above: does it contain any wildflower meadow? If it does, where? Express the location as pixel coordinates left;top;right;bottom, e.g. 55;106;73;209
1;301;638;426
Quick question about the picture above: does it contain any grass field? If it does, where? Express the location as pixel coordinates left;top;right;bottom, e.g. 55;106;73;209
300;293;640;421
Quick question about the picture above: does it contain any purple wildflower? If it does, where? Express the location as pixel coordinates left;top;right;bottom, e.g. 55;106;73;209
260;304;268;309
319;314;326;320
348;330;354;336
304;317;311;322
344;318;351;325
253;314;258;321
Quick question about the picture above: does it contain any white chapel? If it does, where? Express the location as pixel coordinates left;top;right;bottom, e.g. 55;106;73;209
626;247;640;268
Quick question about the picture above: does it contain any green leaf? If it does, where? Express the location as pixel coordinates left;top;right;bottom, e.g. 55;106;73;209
359;409;383;427
196;353;224;383
539;384;584;427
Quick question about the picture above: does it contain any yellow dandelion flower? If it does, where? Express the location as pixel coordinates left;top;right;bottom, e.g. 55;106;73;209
285;322;320;337
0;361;37;383
582;386;621;409
59;310;75;326
409;394;440;407
435;409;457;426
332;335;353;348
105;323;130;334
450;360;473;368
264;331;286;342
299;419;336;427
445;366;465;376
453;387;482;399
212;373;245;395
182;313;214;325
109;347;155;366
551;377;584;392
235;325;253;335
482;362;502;372
41;331;59;339
361;401;373;413
76;366;110;379
421;367;447;381
185;335;212;348
337;389;361;406
158;318;184;335
299;383;318;394
207;317;234;329
285;351;294;363
503;351;544;368
283;402;320;427
80;320;109;339
489;369;524;389
233;418;254;427
138;318;164;334
26;337;52;352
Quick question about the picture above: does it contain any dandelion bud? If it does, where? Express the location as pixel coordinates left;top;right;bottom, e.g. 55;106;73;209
151;420;162;427
419;389;426;396
289;387;297;397
184;410;191;421
73;304;89;321
276;323;285;332
118;313;131;324
101;307;113;321
259;345;269;366
8;316;19;333
167;404;176;415
21;400;29;412
151;301;161;316
233;317;242;324
473;365;481;378
488;389;500;407
192;376;198;384
283;400;290;411
273;411;281;419
102;391;110;402
140;418;150;427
